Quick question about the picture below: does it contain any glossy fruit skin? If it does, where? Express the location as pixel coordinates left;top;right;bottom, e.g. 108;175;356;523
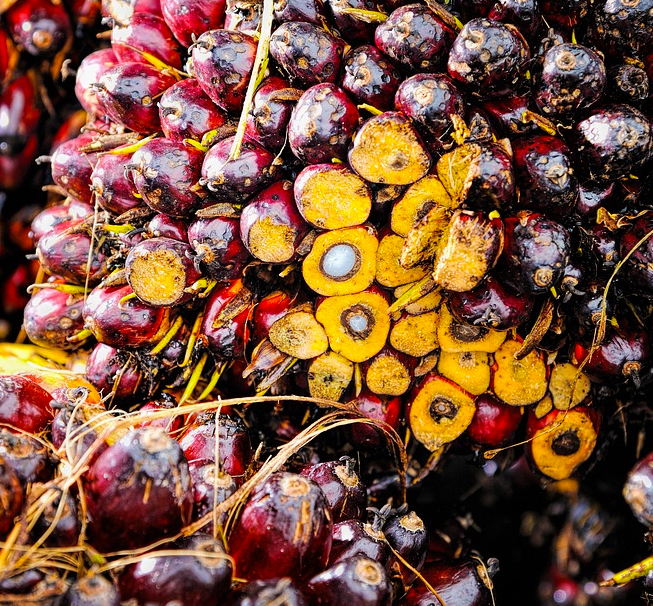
85;343;144;401
90;152;142;216
609;62;649;103
447;18;530;97
245;76;294;152
487;0;542;39
329;518;390;566
0;428;53;485
149;213;189;241
270;21;346;87
189;463;237;529
274;0;325;25
161;0;227;47
466;392;523;448
0;74;41;156
30;202;93;246
620;213;653;294
63;575;121;606
51;400;107;466
229;472;333;581
75;49;120;116
49;134;97;204
623;450;653;527
191;29;258;113
375;4;455;74
5;0;72;57
382;508;429;585
85;427;193;552
288;83;360;164
224;578;309;606
347;390;403;451
592;0;653;58
326;0;376;44
118;533;233;606
0;375;53;434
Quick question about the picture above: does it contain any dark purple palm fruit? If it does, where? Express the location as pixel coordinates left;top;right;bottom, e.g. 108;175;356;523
187;216;250;282
4;0;72;57
63;575;121;606
339;45;401;112
30;488;80;547
609;62;650;103
269;21;346;87
200;135;279;202
274;0;325;25
225;578;309;606
84;426;193;552
161;0;227;47
0;459;22;536
118;533;233;606
75;49;120;116
29;200;94;245
325;0;376;44
329;515;391;566
128;138;207;217
374;4;455;74
82;284;171;349
572;279;612;331
148;213;189;241
487;0;542;40
36;222;107;285
190;29;258;113
287;83;360;164
0;428;53;485
240;180;310;264
620;213;653;295
539;0;588;31
511;134;578;218
90;152;142;216
94;62;176;134
395;73;465;154
382;505;428;587
190;463;237;529
306;555;392;606
592;0;653;59
47;134;97;204
447;275;535;330
159;78;228;142
582;223;620;277
623;450;653;527
111;13;184;69
500;211;570;295
23;287;86;349
301;456;368;522
447;17;530;98
85;343;145;401
574;181;616;223
573;104;653;183
229;472;333;581
245;76;295;152
481;92;539;138
533;43;606;121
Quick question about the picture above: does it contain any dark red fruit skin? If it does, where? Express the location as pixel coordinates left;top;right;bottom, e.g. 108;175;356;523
75;49;119;116
0;428;53;485
382;508;429;585
223;0;262;33
573;103;653;183
49;134;97;204
270;21;346;87
466;392;523;448
511;134;578;217
4;0;72;57
0;459;22;535
592;0;653;58
329;518;390;566
229;471;333;582
159;78;228;142
51;399;107;466
620;213;653;294
149;213;189;241
200;280;252;360
191;29;258;113
288;83;360;164
375;4;455;74
201;135;279;202
245;76;294;152
0;74;41;155
161;0;226;47
188;216;250;282
29;200;94;245
340;45;401;112
574;181;615;223
179;412;252;481
274;0;325;25
31;489;80;547
301;457;368;522
539;0;588;31
90;152;142;216
488;0;542;40
0;28;17;84
63;575;121;606
325;0;376;44
0;375;53;434
459;142;515;211
111;12;184;69
582;224;620;276
251;290;297;345
95;62;176;134
447;18;530;98
481;92;538;138
0;132;39;189
447;275;534;330
397;558;493;606
118;533;233;606
84;427;193;552
101;0;163;25
189;463;237;529
224;578;309;606
85;343;144;401
136;395;184;436
82;284;170;349
394;73;465;153
347;390;403;451
23;287;86;350
306;555;392;606
129;138;207;217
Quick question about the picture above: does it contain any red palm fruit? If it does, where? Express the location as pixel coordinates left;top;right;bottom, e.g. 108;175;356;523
301;457;367;522
179;412;252;481
101;0;162;25
29;200;93;244
326;0;376;44
136;395;184;436
148;213;188;241
85;343;145;401
251;290;297;345
288;83;360;164
465;392;523;448
48;134;97;204
347;390;403;451
63;575;121;606
90;152;142;216
189;463;237;530
4;0;72;57
161;0;226;47
383;506;429;586
270;21;346;87
23;287;86;349
0;132;39;189
224;578;309;606
111;13;184;69
30;488;79;547
488;0;542;40
481;92;537;138
592;0;653;58
0;73;41;154
83;284;170;349
240;180;309;264
329;518;390;566
245;76;295;152
75;49;119;116
306;555;392;606
85;427;193;552
50;398;108;465
159;78;228;142
118;533;233;606
190;29;258;113
274;0;325;25
539;0;587;31
201;279;253;360
0;428;53;485
229;471;333;581
340;45;401;112
0;376;53;434
375;4;455;74
623;450;653;527
223;0;262;33
94;62;176;134
187;216;250;282
0;29;18;84
0;459;22;536
525;406;601;481
620;213;653;294
201;135;279;202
